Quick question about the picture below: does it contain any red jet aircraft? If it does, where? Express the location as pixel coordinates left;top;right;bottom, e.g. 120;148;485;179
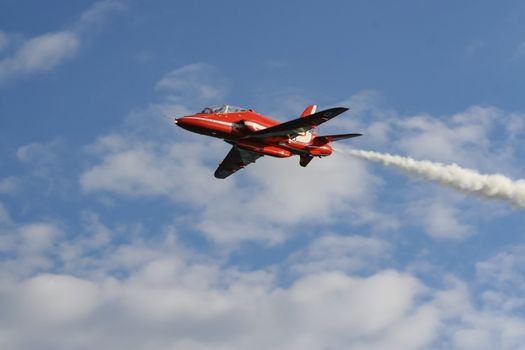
175;104;361;178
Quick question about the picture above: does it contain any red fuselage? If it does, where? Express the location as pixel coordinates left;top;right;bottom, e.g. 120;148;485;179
175;109;333;158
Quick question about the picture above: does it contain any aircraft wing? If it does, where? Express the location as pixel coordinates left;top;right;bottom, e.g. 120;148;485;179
214;147;263;179
248;107;349;138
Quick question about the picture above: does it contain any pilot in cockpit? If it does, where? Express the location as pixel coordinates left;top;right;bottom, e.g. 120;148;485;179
200;105;247;114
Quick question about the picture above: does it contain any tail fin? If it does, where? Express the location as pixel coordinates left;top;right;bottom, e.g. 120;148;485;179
315;133;362;144
300;105;317;118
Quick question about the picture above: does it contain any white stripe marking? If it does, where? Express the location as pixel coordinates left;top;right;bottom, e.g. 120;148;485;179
184;116;233;127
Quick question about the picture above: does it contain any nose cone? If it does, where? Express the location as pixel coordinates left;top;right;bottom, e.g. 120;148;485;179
174;117;189;128
174;115;202;133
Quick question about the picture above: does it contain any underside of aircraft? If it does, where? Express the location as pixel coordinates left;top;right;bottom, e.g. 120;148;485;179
175;104;362;178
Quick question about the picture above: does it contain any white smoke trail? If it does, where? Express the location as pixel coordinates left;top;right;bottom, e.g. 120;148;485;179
341;149;525;208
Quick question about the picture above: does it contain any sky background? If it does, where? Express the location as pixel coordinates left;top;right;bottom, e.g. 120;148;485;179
1;1;525;349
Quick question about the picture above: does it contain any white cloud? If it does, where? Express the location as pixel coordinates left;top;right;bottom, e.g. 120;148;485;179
77;67;525;246
82;66;525;244
0;0;123;83
0;176;19;194
79;211;112;248
244;154;375;224
80;135;233;201
331;91;525;240
334;93;523;174
2;226;523;350
506;113;525;141
81;143;178;195
512;40;525;61
0;31;9;52
420;276;525;350
80;133;383;244
424;202;472;239
76;0;126;30
0;227;439;349
396;106;501;168
155;63;229;106
0;218;63;278
253;88;315;121
481;290;525;313
449;309;525;350
287;234;391;275
0;203;10;223
0;31;79;82
0;211;430;349
476;245;525;298
330;90;397;147
333;94;524;193
14;139;72;192
16;140;61;165
121;63;230;137
0;221;61;255
18;223;63;253
0;203;524;349
80;66;388;244
408;198;472;239
17;274;100;324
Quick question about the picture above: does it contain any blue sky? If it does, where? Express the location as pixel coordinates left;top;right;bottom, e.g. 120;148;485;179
1;1;525;349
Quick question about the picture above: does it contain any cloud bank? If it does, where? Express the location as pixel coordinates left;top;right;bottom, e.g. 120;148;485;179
4;60;525;349
1;209;524;350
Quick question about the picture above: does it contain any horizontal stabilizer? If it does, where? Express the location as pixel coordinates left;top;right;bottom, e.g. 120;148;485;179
315;133;362;143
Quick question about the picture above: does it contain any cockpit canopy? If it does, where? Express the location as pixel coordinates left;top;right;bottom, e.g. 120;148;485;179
200;105;248;114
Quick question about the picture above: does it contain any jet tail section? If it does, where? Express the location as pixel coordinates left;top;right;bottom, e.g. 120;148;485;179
300;105;317;118
300;105;318;135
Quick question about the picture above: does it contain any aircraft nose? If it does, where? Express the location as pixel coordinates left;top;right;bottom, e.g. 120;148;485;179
174;117;186;127
174;116;195;131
